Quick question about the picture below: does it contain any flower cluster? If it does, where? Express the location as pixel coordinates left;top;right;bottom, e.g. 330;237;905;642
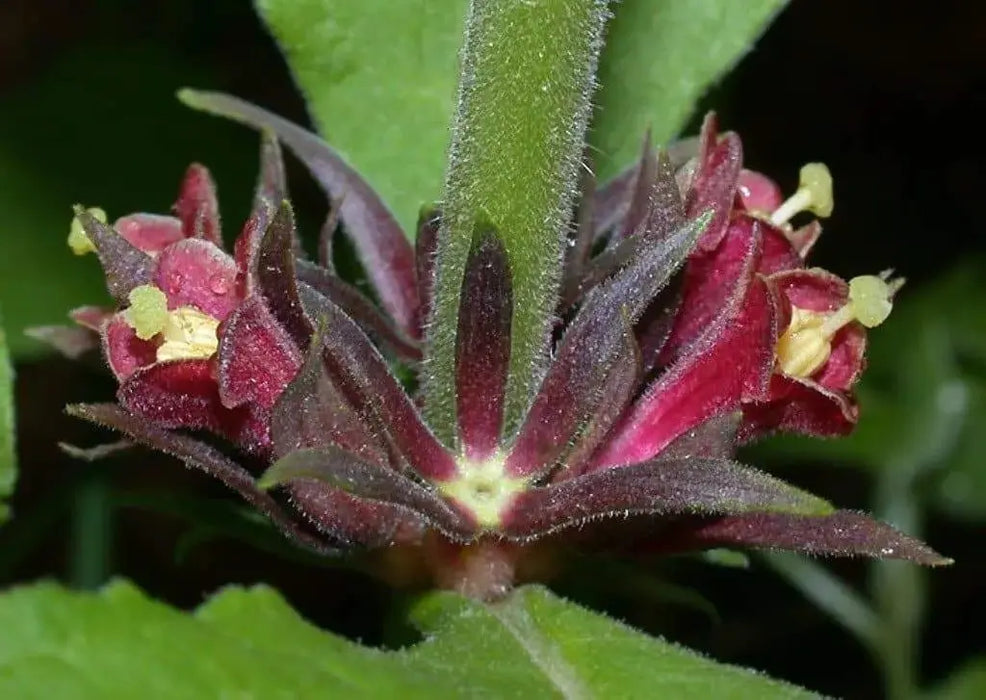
54;95;945;595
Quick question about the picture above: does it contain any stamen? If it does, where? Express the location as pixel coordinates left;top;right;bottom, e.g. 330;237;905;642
125;285;169;340
156;307;221;362
776;274;899;379
769;163;833;226
67;207;108;256
124;284;220;362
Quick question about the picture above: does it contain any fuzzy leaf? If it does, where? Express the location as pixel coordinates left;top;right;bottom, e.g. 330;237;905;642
594;226;775;468
270;326;382;461
503;458;833;539
0;581;816;698
253;201;312;346
508;218;705;477
591;0;788;179
73;206;154;301
660;510;950;566
253;0;466;236
0;316;13;524
296;285;456;480
425;0;611;443
455;231;512;458
259;447;475;541
295;259;421;361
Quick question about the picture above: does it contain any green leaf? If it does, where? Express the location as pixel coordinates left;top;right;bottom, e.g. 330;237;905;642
425;0;610;441
0;581;816;698
0;314;14;524
254;0;467;235
591;0;788;179
928;659;986;700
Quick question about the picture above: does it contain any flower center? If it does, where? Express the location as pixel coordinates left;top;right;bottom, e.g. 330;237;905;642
125;285;220;362
776;274;901;378
438;454;528;529
769;163;834;226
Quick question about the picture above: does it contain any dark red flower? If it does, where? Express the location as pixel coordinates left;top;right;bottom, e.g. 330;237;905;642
54;95;945;596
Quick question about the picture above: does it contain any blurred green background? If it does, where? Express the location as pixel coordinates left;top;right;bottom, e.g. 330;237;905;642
1;1;984;698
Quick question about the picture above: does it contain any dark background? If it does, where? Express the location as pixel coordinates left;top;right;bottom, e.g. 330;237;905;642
1;1;984;697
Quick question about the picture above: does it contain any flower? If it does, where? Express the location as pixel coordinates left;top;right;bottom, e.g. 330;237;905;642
57;94;946;597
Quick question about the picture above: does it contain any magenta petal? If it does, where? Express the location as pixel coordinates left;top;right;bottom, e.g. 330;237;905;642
153;239;238;320
502;457;831;540
659;510;949;565
759;223;803;275
772;268;848;312
174;163;222;246
113;214;185;254
65;403;338;554
788;221;822;258
287;481;428;547
118;359;269;452
216;295;301;411
455;233;512;459
260;447;476;541
184;92;421;338
594;235;776;468
659;217;762;365
740;374;858;441
736;169;783;213
74;206;154;301
103;315;158;380
297;284;457;480
685;115;743;251
816;324;866;391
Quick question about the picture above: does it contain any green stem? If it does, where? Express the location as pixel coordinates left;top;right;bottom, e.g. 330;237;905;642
69;470;113;590
761;552;880;652
871;472;924;700
424;0;610;444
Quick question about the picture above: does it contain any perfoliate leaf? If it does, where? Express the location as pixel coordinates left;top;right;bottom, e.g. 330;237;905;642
253;0;467;236
0;315;14;524
0;581;817;698
591;0;789;179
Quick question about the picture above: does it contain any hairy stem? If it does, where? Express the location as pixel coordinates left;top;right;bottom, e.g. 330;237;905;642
424;0;611;445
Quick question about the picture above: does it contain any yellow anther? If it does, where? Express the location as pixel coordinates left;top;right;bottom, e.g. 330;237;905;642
776;273;899;379
848;275;896;328
776;308;832;378
125;285;169;340
124;285;220;362
68;207;108;256
156;307;220;362
769;163;834;226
